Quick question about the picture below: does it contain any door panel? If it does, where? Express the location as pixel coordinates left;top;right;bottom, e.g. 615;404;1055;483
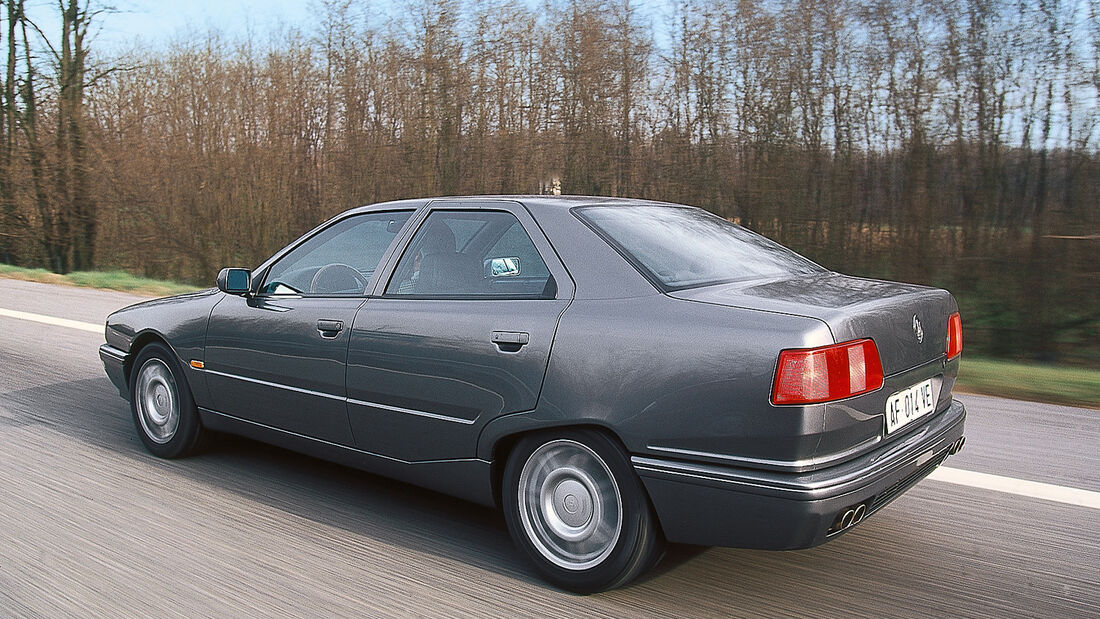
204;295;364;444
346;204;572;462
202;208;417;445
346;298;568;461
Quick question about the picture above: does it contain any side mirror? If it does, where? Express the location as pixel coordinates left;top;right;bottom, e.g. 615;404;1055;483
217;268;252;296
486;257;521;278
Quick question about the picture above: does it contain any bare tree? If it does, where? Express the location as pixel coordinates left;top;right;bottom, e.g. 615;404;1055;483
0;0;1094;362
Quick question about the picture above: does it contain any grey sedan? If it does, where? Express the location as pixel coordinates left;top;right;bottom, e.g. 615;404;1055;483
100;196;966;592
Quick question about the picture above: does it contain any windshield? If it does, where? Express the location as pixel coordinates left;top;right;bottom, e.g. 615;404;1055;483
576;205;825;291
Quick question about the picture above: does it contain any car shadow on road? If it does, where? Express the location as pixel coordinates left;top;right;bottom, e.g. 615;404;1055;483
2;378;552;580
6;377;1095;616
2;376;940;607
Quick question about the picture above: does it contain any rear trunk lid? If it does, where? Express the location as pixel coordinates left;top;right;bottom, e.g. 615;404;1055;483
671;272;961;468
669;272;955;375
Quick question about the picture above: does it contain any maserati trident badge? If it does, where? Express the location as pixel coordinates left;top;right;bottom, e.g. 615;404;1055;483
913;315;924;344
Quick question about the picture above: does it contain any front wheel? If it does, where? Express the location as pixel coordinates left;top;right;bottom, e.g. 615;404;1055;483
502;429;664;593
129;342;206;458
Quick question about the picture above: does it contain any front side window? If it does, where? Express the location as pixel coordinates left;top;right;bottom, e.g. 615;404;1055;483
261;210;413;296
385;210;553;299
576;205;824;291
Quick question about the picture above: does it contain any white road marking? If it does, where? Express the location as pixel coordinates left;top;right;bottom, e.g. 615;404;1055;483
929;466;1100;509
4;303;1099;511
0;307;103;333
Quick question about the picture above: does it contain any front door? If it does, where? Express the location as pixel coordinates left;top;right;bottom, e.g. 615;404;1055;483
346;203;573;461
203;209;415;445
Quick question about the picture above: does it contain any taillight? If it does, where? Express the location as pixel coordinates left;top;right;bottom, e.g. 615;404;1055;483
772;339;884;405
946;312;962;359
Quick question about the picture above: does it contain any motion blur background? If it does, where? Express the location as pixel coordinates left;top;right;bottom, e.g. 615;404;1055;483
0;0;1096;365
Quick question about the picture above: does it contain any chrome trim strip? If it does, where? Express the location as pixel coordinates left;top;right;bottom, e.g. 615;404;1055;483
644;438;880;473
198;407;488;466
203;368;475;424
203;368;344;402
633;400;965;500
632;463;794;495
347;398;477;425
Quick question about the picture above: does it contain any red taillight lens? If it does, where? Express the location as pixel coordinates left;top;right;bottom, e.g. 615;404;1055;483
772;339;884;405
946;312;962;359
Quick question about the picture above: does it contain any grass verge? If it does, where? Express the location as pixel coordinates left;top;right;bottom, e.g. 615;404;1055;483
0;265;201;297
956;357;1100;409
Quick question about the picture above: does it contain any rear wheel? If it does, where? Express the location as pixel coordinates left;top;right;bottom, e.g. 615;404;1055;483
130;342;205;458
502;429;664;593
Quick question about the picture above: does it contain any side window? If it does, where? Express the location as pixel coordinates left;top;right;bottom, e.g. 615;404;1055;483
385;210;554;299
260;210;413;296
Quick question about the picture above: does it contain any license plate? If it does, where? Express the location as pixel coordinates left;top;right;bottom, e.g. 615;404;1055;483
884;379;936;434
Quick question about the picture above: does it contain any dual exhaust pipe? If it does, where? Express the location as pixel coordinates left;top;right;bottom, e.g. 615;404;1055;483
948;436;966;455
828;434;967;536
838;503;867;530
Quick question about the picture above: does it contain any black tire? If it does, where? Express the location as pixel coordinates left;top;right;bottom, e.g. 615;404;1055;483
502;429;665;593
129;342;205;458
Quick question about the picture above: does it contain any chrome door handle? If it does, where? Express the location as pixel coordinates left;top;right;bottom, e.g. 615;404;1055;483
317;319;344;337
491;331;529;345
491;331;529;351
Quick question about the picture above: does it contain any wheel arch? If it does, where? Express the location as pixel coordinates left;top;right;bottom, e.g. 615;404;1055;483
124;331;178;387
487;421;635;511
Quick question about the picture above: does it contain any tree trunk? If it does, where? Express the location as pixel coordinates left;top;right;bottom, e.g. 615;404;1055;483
58;0;95;272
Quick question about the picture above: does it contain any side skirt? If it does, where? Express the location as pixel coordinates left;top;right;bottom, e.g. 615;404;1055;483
198;407;496;507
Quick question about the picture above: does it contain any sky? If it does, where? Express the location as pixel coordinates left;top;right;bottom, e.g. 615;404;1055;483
25;0;677;53
26;0;319;51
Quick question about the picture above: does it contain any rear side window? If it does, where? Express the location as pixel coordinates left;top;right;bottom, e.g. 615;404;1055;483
385;210;554;299
576;205;824;291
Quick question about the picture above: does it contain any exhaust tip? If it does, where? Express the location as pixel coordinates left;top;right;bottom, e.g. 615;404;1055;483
948;436;966;455
840;509;856;529
852;503;867;525
828;501;871;535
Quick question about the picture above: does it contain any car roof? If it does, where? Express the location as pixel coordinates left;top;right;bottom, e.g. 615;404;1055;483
344;195;686;217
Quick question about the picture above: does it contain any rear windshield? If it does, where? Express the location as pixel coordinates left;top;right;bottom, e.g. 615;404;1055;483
576;205;824;291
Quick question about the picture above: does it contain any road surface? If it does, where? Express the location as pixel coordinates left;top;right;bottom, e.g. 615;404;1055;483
0;278;1096;617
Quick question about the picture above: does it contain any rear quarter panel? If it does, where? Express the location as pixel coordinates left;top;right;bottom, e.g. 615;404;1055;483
478;294;835;468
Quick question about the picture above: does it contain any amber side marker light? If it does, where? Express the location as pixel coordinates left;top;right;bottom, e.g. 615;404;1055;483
772;339;885;405
190;360;205;369
946;312;962;359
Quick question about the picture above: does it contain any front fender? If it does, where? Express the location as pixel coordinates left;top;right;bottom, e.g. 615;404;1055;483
104;288;223;407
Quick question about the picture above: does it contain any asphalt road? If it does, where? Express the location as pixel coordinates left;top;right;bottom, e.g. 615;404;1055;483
0;278;1097;618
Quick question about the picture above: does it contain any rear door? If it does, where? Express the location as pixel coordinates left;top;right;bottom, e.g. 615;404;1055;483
346;201;573;461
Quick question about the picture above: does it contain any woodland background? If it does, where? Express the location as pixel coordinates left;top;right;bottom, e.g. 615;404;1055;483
0;0;1097;364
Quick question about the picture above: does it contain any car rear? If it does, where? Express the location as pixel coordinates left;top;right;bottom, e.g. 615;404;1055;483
647;275;967;547
674;270;965;469
573;202;967;548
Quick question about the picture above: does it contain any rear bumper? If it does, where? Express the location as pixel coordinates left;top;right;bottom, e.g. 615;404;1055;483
99;344;129;399
634;398;966;549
